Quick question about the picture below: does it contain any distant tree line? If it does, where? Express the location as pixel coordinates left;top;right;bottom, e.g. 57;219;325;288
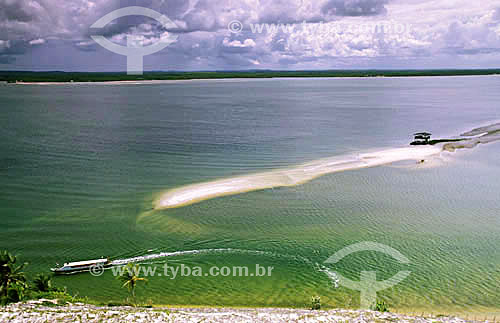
1;69;500;83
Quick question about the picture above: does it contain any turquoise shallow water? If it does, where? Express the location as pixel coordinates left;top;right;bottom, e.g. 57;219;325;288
0;77;499;314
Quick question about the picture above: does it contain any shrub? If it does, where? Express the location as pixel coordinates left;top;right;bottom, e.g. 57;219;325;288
372;300;389;312
33;274;52;292
5;283;27;304
117;263;148;305
0;250;95;306
311;296;321;310
0;251;28;304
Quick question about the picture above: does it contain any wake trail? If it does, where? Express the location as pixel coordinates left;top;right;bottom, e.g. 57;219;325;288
109;248;312;266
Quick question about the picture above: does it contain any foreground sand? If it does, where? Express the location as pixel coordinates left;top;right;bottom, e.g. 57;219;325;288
1;300;488;323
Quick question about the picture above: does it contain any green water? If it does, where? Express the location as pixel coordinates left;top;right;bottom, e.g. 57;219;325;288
1;77;499;315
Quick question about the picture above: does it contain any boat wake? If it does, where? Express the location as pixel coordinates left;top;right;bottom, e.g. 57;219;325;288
110;248;340;287
154;123;500;210
110;248;315;266
110;248;274;266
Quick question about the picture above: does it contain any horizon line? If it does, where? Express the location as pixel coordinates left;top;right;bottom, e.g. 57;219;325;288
2;68;500;74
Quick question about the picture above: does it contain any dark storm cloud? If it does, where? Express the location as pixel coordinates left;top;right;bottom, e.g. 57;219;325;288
0;40;29;55
0;55;14;63
448;47;500;55
87;16;159;38
85;0;187;38
0;39;30;65
1;0;389;46
1;0;500;69
0;0;35;22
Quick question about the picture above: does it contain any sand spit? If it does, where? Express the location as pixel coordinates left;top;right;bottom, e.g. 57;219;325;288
155;123;500;210
155;146;442;210
443;123;500;151
1;300;486;323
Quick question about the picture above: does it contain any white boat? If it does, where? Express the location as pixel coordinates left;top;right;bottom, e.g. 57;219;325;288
51;258;111;274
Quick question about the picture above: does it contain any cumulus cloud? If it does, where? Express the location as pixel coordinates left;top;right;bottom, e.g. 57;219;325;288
29;38;45;45
0;0;499;68
0;0;41;23
322;0;389;17
0;39;8;50
493;8;500;21
223;38;256;48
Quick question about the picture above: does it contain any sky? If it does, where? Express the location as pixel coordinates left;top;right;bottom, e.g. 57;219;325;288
1;0;499;71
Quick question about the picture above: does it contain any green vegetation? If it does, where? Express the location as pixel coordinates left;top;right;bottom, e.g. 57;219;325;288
310;296;321;310
33;274;52;293
0;251;28;304
0;250;156;307
0;250;89;305
117;264;148;305
0;249;153;308
0;69;499;83
372;300;389;312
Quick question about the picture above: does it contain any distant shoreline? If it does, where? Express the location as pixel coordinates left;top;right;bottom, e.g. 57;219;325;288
1;69;499;84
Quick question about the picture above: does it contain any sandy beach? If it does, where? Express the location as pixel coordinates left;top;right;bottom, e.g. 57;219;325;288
2;300;490;323
154;122;500;210
155;146;443;209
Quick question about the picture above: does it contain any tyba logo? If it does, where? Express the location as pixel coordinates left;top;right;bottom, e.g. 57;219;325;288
324;241;411;309
91;6;178;75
